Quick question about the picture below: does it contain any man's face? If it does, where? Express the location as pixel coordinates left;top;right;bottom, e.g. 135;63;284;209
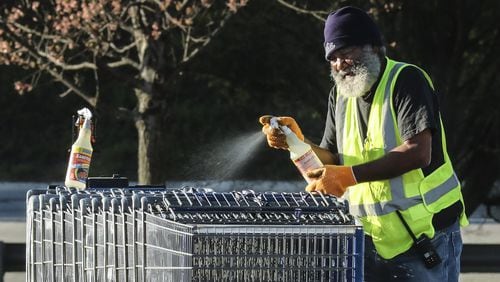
329;45;381;98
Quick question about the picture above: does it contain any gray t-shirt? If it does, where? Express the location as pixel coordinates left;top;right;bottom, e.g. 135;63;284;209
320;60;444;176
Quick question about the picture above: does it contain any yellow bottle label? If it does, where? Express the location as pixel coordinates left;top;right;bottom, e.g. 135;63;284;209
72;147;93;155
67;148;92;184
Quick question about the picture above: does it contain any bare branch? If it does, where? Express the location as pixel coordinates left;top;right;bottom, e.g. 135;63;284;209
58;88;71;98
176;0;191;12
183;26;191;60
182;10;231;62
92;54;100;106
38;50;97;70
162;9;188;32
110;40;139;53
106;57;140;69
12;22;72;43
275;0;328;22
46;65;96;106
0;20;96;106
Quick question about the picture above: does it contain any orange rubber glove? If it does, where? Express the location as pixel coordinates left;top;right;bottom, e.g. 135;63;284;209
259;115;304;150
305;165;357;197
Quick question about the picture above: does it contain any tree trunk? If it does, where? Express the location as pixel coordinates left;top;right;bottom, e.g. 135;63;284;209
133;28;167;184
134;90;163;185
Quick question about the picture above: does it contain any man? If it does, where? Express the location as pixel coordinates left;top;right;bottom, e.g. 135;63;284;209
260;6;468;282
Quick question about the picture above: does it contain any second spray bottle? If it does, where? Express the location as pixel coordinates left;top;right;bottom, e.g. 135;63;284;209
65;108;94;189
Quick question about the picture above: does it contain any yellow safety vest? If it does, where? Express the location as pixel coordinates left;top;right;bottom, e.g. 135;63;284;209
337;58;468;259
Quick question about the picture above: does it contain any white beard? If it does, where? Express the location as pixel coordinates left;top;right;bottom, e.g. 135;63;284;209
331;46;382;98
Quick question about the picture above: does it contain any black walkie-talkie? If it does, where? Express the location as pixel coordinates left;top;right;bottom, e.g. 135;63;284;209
414;234;442;268
396;211;442;269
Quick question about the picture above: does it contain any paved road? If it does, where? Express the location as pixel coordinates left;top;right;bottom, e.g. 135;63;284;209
0;182;54;221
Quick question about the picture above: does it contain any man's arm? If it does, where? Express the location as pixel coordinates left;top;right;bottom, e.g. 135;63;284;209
352;129;432;182
304;138;339;165
306;139;339;165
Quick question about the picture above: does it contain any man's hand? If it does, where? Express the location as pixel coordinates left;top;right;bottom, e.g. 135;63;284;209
305;165;357;197
259;115;304;150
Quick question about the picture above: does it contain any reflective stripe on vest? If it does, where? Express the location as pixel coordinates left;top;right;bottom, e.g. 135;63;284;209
350;173;460;217
346;62;460;217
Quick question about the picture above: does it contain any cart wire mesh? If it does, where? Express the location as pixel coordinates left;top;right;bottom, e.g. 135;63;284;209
26;186;363;281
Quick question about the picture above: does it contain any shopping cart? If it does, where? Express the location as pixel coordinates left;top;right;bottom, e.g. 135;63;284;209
26;185;363;281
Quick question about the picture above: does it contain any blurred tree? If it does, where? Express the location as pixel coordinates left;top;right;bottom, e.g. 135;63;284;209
275;0;500;216
0;0;248;184
162;0;330;180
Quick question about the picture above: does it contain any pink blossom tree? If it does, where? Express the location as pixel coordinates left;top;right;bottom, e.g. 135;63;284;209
0;0;248;184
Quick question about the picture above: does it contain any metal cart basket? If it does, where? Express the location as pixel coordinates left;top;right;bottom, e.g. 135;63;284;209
26;186;363;281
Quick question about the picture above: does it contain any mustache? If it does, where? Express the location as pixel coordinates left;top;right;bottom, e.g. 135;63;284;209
337;70;350;77
333;61;363;77
331;66;357;81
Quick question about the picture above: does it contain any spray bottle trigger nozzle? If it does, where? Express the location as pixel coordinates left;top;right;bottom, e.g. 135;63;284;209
270;117;279;129
270;117;292;135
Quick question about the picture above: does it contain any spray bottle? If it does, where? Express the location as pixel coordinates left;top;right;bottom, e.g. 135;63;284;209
65;108;93;189
270;117;323;183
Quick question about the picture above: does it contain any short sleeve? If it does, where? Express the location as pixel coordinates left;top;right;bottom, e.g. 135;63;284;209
393;66;438;142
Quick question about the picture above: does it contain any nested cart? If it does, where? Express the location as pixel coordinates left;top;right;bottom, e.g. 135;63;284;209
26;187;363;281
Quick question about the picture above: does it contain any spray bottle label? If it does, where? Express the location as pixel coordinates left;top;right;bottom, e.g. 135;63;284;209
67;147;92;183
293;149;322;183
